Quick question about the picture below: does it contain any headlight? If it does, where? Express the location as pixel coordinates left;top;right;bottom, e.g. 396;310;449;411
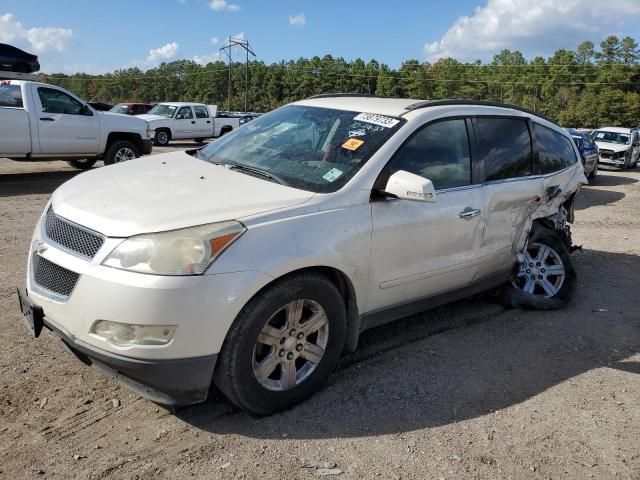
90;320;176;347
102;221;245;275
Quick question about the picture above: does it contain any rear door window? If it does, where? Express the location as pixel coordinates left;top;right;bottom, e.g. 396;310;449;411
533;123;578;174
194;106;209;119
385;119;471;190
475;117;532;181
0;83;23;107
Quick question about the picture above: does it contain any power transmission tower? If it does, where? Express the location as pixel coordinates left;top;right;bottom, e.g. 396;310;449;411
219;37;256;113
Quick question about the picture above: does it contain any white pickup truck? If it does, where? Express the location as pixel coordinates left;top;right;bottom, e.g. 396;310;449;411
0;79;152;169
138;103;256;145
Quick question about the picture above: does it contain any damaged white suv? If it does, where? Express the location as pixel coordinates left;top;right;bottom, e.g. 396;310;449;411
18;96;586;414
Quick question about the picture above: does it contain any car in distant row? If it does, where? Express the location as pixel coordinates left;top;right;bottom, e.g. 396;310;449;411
593;127;640;169
568;129;598;179
110;103;154;116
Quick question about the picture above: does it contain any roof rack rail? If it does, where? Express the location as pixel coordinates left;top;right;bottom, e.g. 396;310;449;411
307;93;404;100
0;71;38;81
404;99;556;124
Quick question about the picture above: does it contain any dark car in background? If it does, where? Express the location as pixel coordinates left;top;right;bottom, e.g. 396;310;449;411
0;43;39;73
568;129;598;179
110;103;154;115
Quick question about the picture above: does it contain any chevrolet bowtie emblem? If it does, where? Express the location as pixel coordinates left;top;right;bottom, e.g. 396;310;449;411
34;241;48;255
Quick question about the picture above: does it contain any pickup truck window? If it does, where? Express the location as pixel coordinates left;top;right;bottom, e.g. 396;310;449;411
194;106;209;119
0;84;23;108
38;87;84;115
176;107;193;120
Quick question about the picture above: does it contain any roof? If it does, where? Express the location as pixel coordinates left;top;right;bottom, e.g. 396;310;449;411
295;96;420;117
595;127;633;134
157;102;207;107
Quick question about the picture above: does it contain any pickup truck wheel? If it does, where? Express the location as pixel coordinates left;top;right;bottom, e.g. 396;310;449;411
104;141;139;165
154;129;170;146
219;127;232;137
214;273;347;415
67;158;98;170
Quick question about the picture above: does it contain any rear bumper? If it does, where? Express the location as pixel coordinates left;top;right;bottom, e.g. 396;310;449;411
141;139;153;155
46;317;217;406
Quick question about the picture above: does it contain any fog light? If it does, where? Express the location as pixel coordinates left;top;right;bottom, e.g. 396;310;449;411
89;320;176;347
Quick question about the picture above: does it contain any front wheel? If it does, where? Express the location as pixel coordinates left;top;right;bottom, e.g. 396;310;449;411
154;129;171;146
214;273;347;415
104;141;140;165
509;232;576;309
67;158;98;170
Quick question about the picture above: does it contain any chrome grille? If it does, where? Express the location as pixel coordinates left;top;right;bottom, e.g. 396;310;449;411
44;208;104;259
32;255;79;297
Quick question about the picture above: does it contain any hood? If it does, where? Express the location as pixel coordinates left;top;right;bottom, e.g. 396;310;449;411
51;152;316;237
594;141;631;153
97;111;147;133
136;114;169;123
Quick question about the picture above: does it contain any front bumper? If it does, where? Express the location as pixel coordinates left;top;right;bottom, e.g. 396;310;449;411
18;287;216;405
141;139;153;155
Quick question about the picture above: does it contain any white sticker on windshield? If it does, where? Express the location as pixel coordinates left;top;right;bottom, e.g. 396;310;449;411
353;113;400;128
323;168;343;182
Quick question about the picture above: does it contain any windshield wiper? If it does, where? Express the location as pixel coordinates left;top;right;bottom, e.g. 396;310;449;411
225;163;289;186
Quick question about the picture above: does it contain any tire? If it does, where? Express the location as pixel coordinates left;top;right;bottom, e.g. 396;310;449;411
154;129;171;146
506;229;576;310
219;127;232;137
104;140;140;166
214;273;347;415
588;161;598;180
67;158;98;170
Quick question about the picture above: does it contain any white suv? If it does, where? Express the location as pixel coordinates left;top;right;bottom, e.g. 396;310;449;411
18;96;586;414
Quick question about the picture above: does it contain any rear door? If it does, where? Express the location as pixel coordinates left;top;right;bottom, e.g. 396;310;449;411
193;106;214;137
33;85;100;154
0;82;30;156
473;116;540;277
173;106;195;139
369;118;485;311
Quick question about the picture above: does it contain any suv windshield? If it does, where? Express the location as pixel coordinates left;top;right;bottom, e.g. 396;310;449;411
594;131;630;145
109;104;128;114
148;104;177;118
195;105;404;193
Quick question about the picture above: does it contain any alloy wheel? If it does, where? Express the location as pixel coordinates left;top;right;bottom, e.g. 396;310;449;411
513;242;566;297
114;147;136;163
252;299;329;391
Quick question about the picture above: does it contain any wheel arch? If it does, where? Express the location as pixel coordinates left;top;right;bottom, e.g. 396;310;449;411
105;132;144;153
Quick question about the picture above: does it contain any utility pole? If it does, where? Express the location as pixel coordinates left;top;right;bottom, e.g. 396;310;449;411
219;37;256;112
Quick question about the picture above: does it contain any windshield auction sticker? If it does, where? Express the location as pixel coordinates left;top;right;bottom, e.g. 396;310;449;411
353;113;400;128
342;138;365;151
323;168;344;182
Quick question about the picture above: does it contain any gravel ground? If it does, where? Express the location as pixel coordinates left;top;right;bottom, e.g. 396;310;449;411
1;151;639;480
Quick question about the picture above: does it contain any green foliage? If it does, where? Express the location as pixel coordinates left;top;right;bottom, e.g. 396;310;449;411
41;37;640;127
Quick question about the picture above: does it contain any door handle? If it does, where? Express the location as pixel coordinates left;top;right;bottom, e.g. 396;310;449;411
206;120;211;124
191;120;196;124
40;117;55;122
459;208;481;219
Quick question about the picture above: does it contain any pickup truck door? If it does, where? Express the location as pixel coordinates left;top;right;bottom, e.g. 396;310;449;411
193;106;214;138
0;82;30;156
32;85;100;154
368;118;485;312
173;106;195;139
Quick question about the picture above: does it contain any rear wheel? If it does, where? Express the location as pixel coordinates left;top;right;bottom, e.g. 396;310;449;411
214;273;347;415
104;140;139;165
508;231;576;309
67;158;98;170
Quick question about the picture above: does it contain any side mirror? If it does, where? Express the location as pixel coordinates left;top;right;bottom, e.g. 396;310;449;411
383;170;437;203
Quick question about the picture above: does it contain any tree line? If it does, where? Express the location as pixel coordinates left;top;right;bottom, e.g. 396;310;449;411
40;35;640;128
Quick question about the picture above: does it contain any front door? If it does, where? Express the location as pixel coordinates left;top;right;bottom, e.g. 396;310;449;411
173;106;195;139
34;86;100;154
368;118;485;312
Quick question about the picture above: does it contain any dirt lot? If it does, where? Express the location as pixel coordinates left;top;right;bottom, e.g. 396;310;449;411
1;150;639;480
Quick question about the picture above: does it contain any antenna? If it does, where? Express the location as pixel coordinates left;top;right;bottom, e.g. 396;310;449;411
219;36;256;112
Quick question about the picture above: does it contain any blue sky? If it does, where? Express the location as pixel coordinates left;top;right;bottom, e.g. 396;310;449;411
1;0;640;74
